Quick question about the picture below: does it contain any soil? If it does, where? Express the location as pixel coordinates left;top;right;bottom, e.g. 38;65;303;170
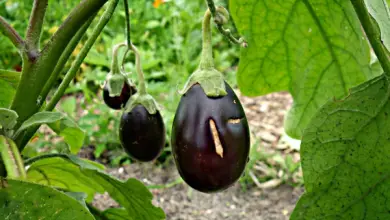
92;91;305;220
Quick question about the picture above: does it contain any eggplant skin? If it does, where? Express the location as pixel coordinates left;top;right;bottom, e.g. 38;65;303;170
119;105;165;162
172;82;250;193
103;83;135;110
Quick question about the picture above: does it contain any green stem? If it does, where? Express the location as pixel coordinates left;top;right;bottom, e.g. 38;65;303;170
121;0;132;74
199;9;214;70
130;44;147;95
26;0;48;50
24;153;69;166
351;0;390;77
45;0;120;112
123;0;132;47
111;43;127;75
0;16;24;49
40;14;96;101
0;136;26;179
10;0;108;130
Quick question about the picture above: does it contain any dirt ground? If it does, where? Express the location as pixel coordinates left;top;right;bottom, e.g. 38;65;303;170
93;91;304;220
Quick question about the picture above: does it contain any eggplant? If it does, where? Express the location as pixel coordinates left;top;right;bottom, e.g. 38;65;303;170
119;104;165;162
103;82;136;110
172;82;250;192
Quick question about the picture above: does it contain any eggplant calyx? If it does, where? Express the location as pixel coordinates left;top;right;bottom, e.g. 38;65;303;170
179;68;227;97
124;93;159;114
105;72;128;97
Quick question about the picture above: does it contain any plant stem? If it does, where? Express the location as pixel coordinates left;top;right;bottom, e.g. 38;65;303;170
0;16;24;49
10;0;108;131
0;136;26;179
205;0;246;46
45;0;120;112
121;0;132;74
26;0;48;50
123;0;132;47
199;9;214;70
40;14;96;101
130;44;147;95
111;43;127;75
351;0;390;77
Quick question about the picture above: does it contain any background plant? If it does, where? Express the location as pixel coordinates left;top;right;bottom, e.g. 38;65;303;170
1;0;240;164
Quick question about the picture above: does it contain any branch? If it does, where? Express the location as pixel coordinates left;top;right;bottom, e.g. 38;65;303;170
351;0;390;77
13;15;97;151
10;0;108;130
40;14;96;101
14;1;119;151
26;0;49;50
0;16;24;49
45;0;120;111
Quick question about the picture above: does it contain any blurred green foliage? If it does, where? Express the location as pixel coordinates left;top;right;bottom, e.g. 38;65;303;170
1;0;239;165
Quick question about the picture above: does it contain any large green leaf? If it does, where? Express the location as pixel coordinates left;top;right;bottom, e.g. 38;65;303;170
291;74;390;219
26;155;165;219
230;0;376;139
14;111;85;153
48;115;85;154
0;178;95;220
26;155;105;201
14;111;65;137
64;191;89;209
365;0;390;52
86;172;165;220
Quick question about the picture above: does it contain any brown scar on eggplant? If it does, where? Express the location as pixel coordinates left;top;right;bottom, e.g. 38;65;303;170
228;118;242;124
209;119;223;158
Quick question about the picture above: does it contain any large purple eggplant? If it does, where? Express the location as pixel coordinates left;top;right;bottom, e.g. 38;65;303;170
172;82;250;192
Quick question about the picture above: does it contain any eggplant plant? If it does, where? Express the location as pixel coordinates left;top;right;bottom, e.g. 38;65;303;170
0;0;389;219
